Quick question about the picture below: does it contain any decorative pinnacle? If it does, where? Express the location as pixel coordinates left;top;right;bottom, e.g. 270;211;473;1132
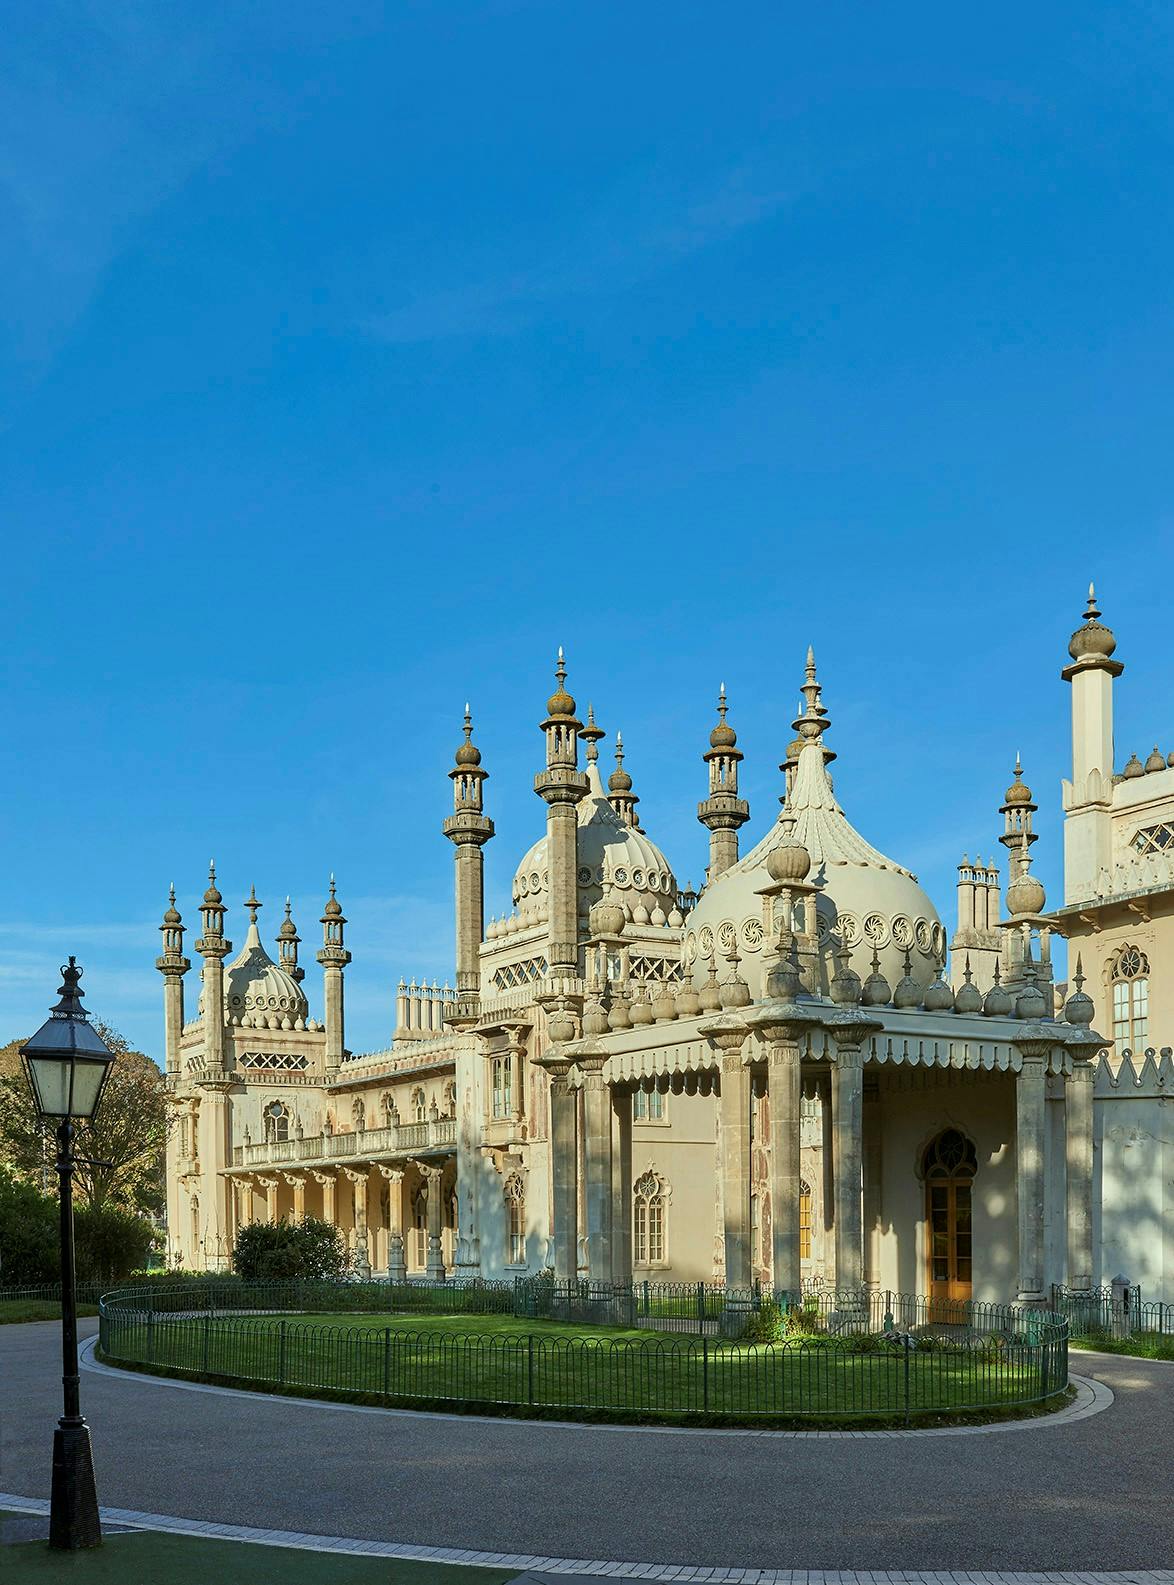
463;704;473;739
794;646;829;741
556;645;566;683
285;896;293;919
52;956;87;1017
1073;954;1085;992
580;702;605;763
718;684;728;721
963;953;974;984
1086;582;1100;620
245;885;261;923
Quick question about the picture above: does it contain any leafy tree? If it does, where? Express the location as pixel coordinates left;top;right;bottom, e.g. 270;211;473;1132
0;1022;169;1215
74;1203;154;1282
0;1170;59;1285
234;1217;350;1282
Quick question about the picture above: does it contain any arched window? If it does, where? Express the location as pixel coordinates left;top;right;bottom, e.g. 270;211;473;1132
190;1196;200;1263
633;1089;665;1122
633;1170;667;1267
922;1129;978;1303
263;1101;289;1144
503;1173;526;1265
381;1091;397;1128
351;1097;366;1133
411;1088;427;1124
799;1179;812;1262
1111;945;1149;1053
443;1080;457;1118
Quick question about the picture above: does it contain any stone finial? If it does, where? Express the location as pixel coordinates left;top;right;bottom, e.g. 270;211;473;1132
580;703;605;764
1063;954;1095;1027
861;948;891;1007
892;948;922;1009
953;954;983;1015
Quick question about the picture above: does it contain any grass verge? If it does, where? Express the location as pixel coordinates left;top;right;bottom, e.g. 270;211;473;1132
0;1524;513;1585
0;1301;99;1325
1071;1331;1174;1361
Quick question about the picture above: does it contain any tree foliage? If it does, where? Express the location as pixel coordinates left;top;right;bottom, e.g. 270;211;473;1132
74;1202;154;1281
233;1217;351;1283
0;1169;59;1284
0;1022;169;1215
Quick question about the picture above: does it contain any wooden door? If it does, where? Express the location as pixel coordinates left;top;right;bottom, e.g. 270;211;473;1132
923;1129;977;1317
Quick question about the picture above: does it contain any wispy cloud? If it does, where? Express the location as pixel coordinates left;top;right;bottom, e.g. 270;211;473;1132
366;168;796;345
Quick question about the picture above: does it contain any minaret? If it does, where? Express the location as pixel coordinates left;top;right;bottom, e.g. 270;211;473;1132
1061;583;1122;904
698;684;749;881
534;648;589;976
277;897;303;982
317;876;351;1075
156;885;190;1076
999;754;1038;880
194;861;231;1075
443;704;495;1026
608;731;640;829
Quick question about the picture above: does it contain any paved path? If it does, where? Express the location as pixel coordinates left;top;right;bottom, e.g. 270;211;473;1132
2;1321;1172;1574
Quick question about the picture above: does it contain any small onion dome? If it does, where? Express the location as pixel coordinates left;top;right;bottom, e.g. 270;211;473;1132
1068;584;1117;661
861;950;892;1007
1145;746;1165;773
783;736;805;766
830;952;862;1005
709;685;738;750
953;957;983;1015
1015;972;1047;1021
1064;957;1095;1027
581;993;610;1037
698;956;723;1012
1004;756;1033;805
766;817;812;884
546;649;576;719
1006;870;1046;917
322;875;344;919
1123;753;1145;778
455;737;481;767
278;899;298;940
923;963;954;1012
983;961;1013;1016
608;763;633;793
674;981;702;1018
589;897;625;938
892;950;922;1009
163;886;181;926
203;862;222;905
719;957;752;1011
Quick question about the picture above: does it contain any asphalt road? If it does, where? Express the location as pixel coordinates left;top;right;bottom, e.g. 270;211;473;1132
2;1320;1171;1572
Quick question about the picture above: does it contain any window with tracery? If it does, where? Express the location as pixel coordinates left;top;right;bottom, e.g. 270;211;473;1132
923;1129;978;1291
1111;945;1149;1052
633;1089;665;1122
443;1080;457;1118
633;1170;667;1266
351;1097;366;1133
263;1101;289;1144
411;1088;427;1124
1131;822;1174;855
381;1091;397;1128
412;1188;427;1267
504;1172;526;1264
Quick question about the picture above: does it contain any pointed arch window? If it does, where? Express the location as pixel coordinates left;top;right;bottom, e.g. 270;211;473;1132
633;1170;668;1267
263;1101;289;1144
412;1187;427;1269
443;1080;457;1118
799;1179;812;1262
923;1129;977;1302
504;1172;526;1265
351;1097;366;1133
411;1088;427;1124
1111;945;1149;1053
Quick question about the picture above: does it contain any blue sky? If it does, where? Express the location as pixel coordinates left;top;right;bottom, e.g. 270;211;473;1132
2;1;1172;1056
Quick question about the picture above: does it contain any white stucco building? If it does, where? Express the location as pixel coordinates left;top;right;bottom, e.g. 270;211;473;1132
161;592;1173;1305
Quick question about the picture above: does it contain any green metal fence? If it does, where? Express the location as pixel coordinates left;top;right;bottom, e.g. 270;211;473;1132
1050;1283;1174;1339
97;1282;1068;1422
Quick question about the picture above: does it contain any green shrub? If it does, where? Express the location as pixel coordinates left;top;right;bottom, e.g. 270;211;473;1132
742;1297;784;1343
0;1170;59;1284
233;1217;350;1282
74;1203;153;1282
784;1303;826;1337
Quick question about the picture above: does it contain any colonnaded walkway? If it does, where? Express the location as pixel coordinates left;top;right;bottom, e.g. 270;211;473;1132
1;1320;1172;1578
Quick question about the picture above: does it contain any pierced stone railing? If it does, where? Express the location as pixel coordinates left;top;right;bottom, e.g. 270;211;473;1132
230;1116;457;1171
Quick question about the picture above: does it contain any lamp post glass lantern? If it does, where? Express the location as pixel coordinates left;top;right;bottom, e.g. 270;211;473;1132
20;958;116;1551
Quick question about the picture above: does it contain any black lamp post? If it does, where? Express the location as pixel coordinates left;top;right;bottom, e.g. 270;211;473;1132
20;958;116;1551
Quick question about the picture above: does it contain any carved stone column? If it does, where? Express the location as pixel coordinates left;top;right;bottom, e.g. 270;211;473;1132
1066;1059;1095;1292
281;1171;306;1222
703;1013;751;1289
342;1167;371;1279
377;1166;407;1280
747;1004;816;1301
420;1164;446;1280
610;1085;633;1282
577;1041;614;1281
829;1010;881;1296
258;1175;280;1223
1015;1041;1049;1306
534;1002;581;1281
311;1168;337;1224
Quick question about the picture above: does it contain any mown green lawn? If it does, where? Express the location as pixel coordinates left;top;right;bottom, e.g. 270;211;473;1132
0;1300;99;1325
100;1307;1056;1418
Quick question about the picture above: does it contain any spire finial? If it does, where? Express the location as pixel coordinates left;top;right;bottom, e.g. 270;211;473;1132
1074;953;1085;991
580;702;605;763
209;858;216;883
329;872;337;898
463;703;473;741
285;895;292;918
169;882;176;905
245;884;260;923
793;646;829;742
1085;581;1100;620
718;683;728;720
556;645;566;684
963;952;974;985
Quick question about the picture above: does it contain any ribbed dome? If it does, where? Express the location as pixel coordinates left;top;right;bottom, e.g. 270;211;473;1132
512;761;678;917
1068;586;1116;661
216;916;309;1024
685;739;943;999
